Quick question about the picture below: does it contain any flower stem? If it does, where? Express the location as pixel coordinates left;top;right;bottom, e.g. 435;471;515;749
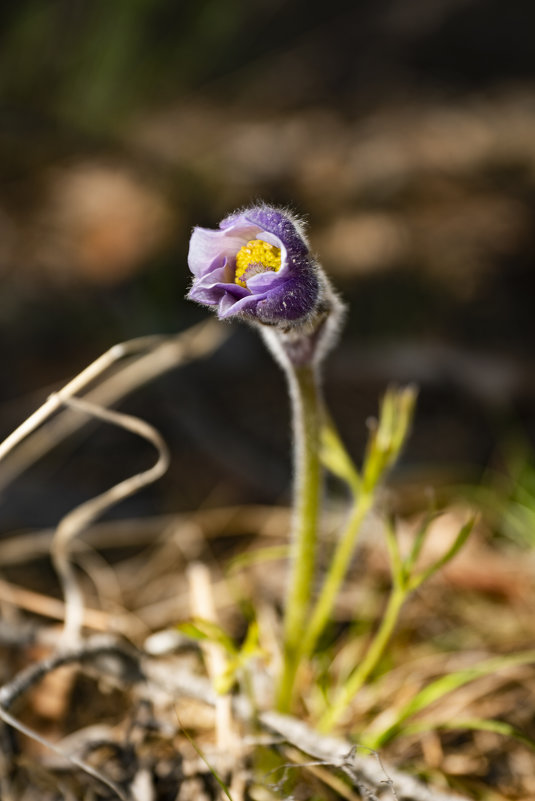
318;585;406;731
300;489;374;660
276;363;322;712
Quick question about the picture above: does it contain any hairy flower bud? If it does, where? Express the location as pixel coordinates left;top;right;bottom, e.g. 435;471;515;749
187;204;343;366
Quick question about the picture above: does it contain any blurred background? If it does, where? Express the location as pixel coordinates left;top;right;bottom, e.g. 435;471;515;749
1;0;535;532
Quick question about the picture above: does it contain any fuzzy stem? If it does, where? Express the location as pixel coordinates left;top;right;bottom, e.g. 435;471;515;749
318;586;405;731
276;363;322;712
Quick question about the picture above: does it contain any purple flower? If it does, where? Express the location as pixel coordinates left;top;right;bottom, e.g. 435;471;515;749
187;205;322;329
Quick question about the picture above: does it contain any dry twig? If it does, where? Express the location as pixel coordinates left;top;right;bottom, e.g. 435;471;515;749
0;635;473;801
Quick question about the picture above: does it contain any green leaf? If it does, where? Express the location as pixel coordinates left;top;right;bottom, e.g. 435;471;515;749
403;506;439;576
402;717;535;750
213;620;263;694
240;619;261;658
320;416;361;493
409;517;475;591
390;385;418;456
227;545;290;574
362;385;417;491
368;649;535;748
176;717;235;801
214;661;238;695
384;517;405;588
176;619;237;655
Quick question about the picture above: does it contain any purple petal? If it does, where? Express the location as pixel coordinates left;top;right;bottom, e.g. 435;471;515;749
254;272;320;325
242;206;309;261
188;224;259;278
218;290;268;319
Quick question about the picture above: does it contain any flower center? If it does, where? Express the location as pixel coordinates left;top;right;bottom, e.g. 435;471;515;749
234;239;281;288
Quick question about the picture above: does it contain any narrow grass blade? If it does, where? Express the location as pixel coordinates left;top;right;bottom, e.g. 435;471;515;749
402;717;535;751
367;649;535;747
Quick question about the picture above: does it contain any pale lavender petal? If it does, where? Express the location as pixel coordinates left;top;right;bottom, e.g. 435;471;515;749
246;266;286;293
188;225;258;277
188;275;249;306
218;291;268;319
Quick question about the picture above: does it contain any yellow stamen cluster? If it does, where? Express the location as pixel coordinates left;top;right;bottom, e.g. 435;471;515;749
234;239;281;288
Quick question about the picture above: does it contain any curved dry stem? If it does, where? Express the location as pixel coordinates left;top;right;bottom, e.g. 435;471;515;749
0;636;140;800
0;705;127;801
0;320;225;490
0;334;163;464
51;394;170;646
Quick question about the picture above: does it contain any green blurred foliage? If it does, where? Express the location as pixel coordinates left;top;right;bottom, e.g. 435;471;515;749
0;0;249;129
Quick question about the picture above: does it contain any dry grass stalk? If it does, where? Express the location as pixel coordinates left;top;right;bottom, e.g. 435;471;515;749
0;320;226;490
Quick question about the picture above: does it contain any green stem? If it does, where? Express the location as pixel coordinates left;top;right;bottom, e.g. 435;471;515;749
318;585;405;731
276;364;322;712
300;489;374;660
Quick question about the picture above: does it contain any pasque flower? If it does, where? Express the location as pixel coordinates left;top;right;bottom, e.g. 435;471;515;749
187;203;344;711
187;205;328;330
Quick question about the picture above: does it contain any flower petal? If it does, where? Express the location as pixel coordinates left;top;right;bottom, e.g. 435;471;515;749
243;206;309;261
254;272;320;325
188;225;258;278
217;290;268;319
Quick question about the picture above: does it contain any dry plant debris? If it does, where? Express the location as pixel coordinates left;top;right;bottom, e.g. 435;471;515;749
0;505;533;800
